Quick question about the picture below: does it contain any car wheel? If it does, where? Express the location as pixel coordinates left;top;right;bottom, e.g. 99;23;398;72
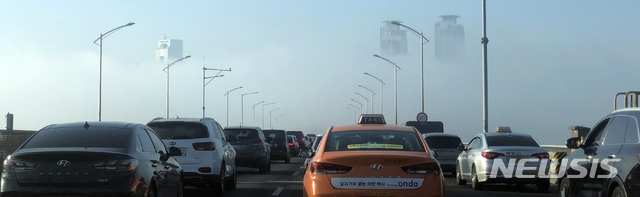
212;164;225;196
471;166;483;190
148;182;157;197
177;174;184;197
611;185;626;197
266;159;272;172
456;163;466;185
225;165;237;190
536;181;550;193
285;155;291;163
259;161;268;174
559;177;571;197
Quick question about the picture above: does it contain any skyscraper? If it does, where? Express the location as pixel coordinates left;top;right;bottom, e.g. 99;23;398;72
380;20;408;55
435;15;465;63
156;38;183;64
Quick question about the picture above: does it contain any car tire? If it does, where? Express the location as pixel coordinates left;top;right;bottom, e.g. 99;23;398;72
259;161;268;174
225;165;237;190
285;155;291;163
559;177;571;197
148;182;158;197
177;175;184;197
212;164;225;196
456;163;467;185
612;185;626;197
471;166;484;190
536;181;550;193
266;159;272;172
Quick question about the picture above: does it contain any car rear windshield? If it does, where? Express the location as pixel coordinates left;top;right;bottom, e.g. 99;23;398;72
425;137;462;149
22;127;130;149
263;130;286;142
224;129;259;141
486;135;540;147
325;130;425;152
147;122;209;139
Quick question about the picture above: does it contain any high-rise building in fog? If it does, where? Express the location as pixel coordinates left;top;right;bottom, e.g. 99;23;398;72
156;38;183;64
380;20;407;55
435;15;465;63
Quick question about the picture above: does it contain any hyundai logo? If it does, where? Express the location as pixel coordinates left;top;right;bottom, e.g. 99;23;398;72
56;160;71;167
370;163;383;171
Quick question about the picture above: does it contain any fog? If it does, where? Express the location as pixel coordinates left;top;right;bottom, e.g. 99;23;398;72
1;1;639;145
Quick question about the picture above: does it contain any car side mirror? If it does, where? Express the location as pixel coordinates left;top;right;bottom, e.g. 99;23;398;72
168;147;182;157
566;137;582;149
430;150;438;158
300;148;314;158
227;136;238;143
457;143;465;152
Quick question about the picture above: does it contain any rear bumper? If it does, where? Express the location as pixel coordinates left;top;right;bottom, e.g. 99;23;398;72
303;175;444;197
270;150;289;160
1;179;139;197
236;155;267;168
184;172;219;187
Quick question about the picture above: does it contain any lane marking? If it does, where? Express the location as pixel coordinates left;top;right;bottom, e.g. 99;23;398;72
271;187;285;196
292;171;300;176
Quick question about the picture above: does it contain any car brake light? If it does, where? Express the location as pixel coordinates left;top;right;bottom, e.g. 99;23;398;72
296;141;299;145
91;159;138;171
193;142;215;151
6;160;39;171
252;140;264;146
481;152;505;159
198;167;212;173
532;152;549;159
288;143;294;146
401;163;440;175
310;162;352;174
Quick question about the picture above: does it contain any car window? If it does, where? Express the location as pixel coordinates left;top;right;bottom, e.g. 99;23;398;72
474;137;484;149
466;138;477;150
602;116;630;145
146;129;167;154
216;123;226;140
624;117;639;144
486;135;539;147
313;136;323;151
139;131;156;153
147;122;209;139
585;118;611;146
425;136;462;149
263;130;286;142
325;130;425;151
224;129;260;141
22;127;130;149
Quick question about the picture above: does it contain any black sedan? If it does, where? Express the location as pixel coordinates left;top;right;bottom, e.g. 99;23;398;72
1;121;184;197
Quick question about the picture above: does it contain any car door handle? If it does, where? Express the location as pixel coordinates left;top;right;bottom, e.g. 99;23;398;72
152;163;158;167
608;154;616;158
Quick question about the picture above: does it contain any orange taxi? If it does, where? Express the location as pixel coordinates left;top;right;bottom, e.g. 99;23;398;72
301;114;445;197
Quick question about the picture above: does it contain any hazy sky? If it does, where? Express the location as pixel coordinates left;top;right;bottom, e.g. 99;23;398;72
1;1;639;145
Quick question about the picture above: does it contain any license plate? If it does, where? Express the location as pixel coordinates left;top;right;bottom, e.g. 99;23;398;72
371;192;390;196
331;178;423;190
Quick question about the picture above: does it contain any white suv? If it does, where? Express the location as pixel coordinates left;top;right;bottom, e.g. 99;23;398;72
147;117;237;196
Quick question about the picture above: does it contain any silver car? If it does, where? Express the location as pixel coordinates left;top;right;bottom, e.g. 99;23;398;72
455;132;550;192
423;133;463;175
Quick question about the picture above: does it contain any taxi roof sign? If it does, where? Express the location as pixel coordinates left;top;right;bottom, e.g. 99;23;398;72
358;114;386;124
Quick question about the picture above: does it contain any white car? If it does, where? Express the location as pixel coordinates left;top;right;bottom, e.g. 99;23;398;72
147;117;237;196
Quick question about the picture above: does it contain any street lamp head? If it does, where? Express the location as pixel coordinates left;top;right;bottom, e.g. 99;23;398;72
390;21;400;25
184;55;191;59
373;54;381;58
126;22;135;26
218;75;225;77
358;85;364;88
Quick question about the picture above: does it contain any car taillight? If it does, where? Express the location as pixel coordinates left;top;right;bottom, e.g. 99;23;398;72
401;163;440;175
310;162;352;174
193;142;216;151
91;159;138;171
481;152;505;159
532;152;549;159
288;143;294;146
5;159;39;171
252;140;264;146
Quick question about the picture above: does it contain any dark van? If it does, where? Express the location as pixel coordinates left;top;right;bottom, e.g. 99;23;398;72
262;129;290;163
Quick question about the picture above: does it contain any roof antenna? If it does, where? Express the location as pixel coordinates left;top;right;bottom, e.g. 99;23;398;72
176;115;179;119
84;121;90;130
164;34;167;39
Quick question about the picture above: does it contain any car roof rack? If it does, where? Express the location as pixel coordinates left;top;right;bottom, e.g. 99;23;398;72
614;91;640;110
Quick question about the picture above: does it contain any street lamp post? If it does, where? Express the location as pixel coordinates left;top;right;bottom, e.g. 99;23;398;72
349;104;361;115
203;67;230;118
364;73;385;114
390;21;429;113
358;85;375;113
240;92;258;126
262;103;275;128
347;107;358;123
252;101;265;126
269;108;280;129
373;54;401;125
355;93;369;114
482;0;489;133
350;99;364;116
163;55;192;118
93;22;135;121
275;114;286;129
224;86;243;127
